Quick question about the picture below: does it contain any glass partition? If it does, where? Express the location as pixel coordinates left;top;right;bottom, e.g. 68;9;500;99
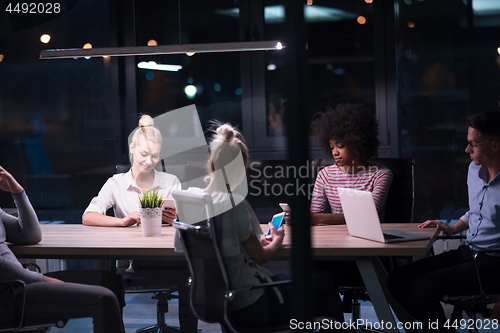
0;0;113;213
258;0;377;149
397;0;500;222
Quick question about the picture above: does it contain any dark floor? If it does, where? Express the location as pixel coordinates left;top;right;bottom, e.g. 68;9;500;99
49;294;492;333
52;292;223;333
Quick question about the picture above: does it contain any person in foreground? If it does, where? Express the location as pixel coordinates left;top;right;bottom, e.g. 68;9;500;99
310;103;393;225
387;111;500;332
0;166;124;333
180;123;344;329
82;114;181;227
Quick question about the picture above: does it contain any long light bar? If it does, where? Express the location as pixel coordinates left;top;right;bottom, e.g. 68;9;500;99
40;41;284;60
137;61;182;72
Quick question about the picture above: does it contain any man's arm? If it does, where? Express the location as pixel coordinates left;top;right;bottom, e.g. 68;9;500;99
418;219;468;235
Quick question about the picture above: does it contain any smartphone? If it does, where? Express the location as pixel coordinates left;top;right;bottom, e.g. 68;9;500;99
266;212;286;238
162;199;176;210
279;203;291;213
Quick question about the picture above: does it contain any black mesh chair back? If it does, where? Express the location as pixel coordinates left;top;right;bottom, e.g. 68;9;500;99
115;163;130;174
172;190;229;324
173;189;293;333
368;158;415;223
178;221;228;324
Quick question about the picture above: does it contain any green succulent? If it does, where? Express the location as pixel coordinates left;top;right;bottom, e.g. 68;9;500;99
138;189;164;208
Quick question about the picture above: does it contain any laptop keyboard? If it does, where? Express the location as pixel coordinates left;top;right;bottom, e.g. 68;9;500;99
383;233;404;240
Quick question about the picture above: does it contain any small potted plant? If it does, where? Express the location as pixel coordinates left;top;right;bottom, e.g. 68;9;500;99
138;189;164;237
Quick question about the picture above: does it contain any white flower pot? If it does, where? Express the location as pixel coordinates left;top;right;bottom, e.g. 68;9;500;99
140;207;162;237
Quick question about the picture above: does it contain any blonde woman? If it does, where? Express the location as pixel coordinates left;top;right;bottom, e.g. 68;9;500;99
82;115;198;332
183;123;343;328
82;115;181;226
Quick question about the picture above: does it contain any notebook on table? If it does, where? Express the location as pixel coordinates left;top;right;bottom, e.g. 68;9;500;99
338;187;429;244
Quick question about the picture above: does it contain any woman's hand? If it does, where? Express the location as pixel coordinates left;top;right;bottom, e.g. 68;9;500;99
243;224;285;266
268;222;285;243
162;208;176;225
43;275;64;283
0;165;24;194
120;211;141;227
260;236;272;247
261;223;285;247
283;212;291;225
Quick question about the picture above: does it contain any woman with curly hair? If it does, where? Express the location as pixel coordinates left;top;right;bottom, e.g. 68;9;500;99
310;103;393;225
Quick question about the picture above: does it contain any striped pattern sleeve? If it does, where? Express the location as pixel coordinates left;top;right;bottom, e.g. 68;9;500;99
371;167;393;218
310;165;393;221
310;168;328;213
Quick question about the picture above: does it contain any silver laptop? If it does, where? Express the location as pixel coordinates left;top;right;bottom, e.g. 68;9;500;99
338;187;429;243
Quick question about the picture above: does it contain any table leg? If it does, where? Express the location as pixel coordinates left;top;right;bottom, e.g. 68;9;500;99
356;257;422;333
356;257;399;333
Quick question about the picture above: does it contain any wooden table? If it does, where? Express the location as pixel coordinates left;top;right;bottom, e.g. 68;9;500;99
10;223;438;259
10;223;439;332
10;224;183;260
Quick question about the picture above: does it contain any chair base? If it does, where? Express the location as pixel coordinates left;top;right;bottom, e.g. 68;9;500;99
136;324;181;333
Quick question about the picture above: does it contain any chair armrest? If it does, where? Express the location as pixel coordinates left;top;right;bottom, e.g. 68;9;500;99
0;280;27;331
437;234;466;240
173;220;209;233
247;280;292;291
22;263;41;273
226;280;292;301
473;250;500;296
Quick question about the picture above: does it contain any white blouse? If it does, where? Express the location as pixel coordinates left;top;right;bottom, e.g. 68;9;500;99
84;169;181;218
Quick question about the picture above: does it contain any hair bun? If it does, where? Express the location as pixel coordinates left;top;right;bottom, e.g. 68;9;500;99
139;115;154;127
216;124;235;142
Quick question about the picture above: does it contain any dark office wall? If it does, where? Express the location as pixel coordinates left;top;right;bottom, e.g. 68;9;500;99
396;0;500;223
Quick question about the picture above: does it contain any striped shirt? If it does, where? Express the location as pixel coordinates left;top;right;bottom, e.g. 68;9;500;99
310;164;393;222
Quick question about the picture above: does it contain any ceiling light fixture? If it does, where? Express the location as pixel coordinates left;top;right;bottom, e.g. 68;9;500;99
40;41;284;60
137;61;182;72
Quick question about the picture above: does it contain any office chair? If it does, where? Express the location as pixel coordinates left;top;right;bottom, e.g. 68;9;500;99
0;265;68;333
367;158;415;224
172;189;292;333
441;250;500;333
115;163;188;333
312;158;415;332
